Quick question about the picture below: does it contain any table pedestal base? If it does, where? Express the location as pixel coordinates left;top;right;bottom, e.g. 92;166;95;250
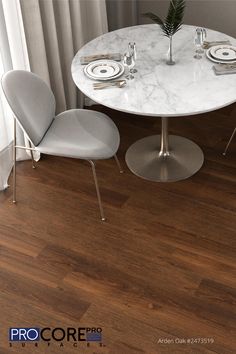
125;134;204;182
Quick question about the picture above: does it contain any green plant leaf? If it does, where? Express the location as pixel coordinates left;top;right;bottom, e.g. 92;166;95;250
143;1;186;38
143;12;166;34
143;12;164;26
165;0;186;36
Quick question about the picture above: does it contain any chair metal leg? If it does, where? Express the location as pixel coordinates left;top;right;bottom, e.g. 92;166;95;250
223;127;236;155
13;118;16;203
88;160;106;221
114;154;124;173
29;141;36;168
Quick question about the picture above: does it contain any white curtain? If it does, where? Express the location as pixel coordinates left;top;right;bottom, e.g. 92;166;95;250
20;0;108;113
0;41;12;190
0;0;108;192
0;0;30;191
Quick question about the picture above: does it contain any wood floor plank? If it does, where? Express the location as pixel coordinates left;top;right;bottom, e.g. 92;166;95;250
0;246;63;288
0;224;46;257
171;249;236;289
0;268;90;322
195;279;236;309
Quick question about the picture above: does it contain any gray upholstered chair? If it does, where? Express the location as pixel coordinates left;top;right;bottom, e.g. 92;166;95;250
223;127;236;155
1;70;123;221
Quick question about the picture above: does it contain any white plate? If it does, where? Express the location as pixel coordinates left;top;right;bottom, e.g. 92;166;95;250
84;60;124;81
206;48;236;64
85;66;124;81
86;60;120;78
210;45;236;61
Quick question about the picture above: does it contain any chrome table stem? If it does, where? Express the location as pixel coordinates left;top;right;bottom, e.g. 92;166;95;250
159;117;170;157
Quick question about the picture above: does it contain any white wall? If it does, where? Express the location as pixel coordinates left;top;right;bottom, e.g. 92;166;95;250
138;0;236;38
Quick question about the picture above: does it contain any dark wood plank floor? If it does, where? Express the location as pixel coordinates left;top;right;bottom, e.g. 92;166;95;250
0;104;235;354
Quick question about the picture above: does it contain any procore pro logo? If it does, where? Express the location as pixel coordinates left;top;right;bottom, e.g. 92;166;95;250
8;327;104;349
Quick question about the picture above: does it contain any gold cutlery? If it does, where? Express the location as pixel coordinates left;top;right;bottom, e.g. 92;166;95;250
80;53;121;65
93;80;126;90
219;63;236;69
213;63;236;75
203;40;231;49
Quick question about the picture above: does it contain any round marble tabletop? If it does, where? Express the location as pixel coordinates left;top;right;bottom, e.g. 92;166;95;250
72;24;236;117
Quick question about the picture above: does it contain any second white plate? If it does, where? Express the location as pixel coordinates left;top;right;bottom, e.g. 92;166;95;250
210;45;236;61
206;48;236;64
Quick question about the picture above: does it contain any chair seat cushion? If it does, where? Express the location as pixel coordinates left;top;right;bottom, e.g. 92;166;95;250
36;109;120;159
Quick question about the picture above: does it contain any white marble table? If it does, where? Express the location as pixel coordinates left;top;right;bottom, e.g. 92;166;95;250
71;24;236;182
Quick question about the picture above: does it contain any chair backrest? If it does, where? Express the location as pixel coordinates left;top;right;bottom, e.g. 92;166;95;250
1;70;56;146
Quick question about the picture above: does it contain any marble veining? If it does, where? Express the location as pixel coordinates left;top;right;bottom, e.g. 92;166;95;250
71;24;236;117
